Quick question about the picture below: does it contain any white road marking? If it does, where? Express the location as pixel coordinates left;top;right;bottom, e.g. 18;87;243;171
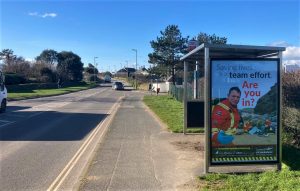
0;119;12;123
0;121;15;128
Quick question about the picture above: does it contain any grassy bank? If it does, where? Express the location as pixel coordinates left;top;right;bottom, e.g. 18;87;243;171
7;82;97;100
143;95;203;133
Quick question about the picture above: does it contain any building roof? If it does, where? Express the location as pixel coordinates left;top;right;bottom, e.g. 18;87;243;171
117;67;136;73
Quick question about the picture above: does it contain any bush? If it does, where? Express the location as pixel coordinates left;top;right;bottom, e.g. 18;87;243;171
6;81;88;92
6;83;57;92
4;73;27;85
282;71;300;148
283;71;300;108
282;107;300;147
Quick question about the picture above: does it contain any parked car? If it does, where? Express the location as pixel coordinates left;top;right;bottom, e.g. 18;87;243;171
0;70;7;113
112;82;124;90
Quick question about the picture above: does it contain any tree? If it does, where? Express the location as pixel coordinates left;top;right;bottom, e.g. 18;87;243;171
36;49;58;69
40;67;55;82
0;49;31;78
0;49;16;62
148;25;188;84
196;32;227;45
148;65;168;78
84;63;98;74
0;49;17;71
57;51;84;82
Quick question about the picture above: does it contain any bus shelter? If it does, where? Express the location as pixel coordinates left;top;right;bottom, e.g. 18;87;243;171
180;43;285;173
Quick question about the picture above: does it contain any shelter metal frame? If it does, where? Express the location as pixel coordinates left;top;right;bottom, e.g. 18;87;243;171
180;43;286;174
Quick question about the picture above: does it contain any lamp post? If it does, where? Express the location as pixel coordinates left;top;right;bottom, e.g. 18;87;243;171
132;49;137;89
94;56;98;83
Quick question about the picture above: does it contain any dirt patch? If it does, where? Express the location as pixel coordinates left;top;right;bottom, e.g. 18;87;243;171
171;141;204;151
176;178;206;191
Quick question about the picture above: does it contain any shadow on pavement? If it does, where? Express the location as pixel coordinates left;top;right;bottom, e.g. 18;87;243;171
0;110;108;141
5;105;31;112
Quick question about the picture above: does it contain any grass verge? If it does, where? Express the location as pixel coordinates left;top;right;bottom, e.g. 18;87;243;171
8;83;97;100
198;165;300;191
143;95;203;133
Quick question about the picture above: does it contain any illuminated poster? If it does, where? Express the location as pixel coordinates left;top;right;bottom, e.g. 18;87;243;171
210;59;279;164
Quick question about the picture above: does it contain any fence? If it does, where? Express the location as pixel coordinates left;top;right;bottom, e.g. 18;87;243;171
169;84;193;102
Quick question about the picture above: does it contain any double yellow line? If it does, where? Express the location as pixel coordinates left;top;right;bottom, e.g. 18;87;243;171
47;96;123;191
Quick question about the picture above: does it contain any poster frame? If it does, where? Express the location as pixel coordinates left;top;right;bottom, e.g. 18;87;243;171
209;58;281;166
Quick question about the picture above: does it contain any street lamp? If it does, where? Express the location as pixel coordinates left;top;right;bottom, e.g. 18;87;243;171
94;57;98;83
132;49;137;89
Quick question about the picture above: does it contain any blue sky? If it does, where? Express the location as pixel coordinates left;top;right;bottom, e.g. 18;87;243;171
1;0;299;72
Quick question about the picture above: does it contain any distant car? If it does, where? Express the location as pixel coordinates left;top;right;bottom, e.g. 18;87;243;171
112;82;124;90
104;75;111;83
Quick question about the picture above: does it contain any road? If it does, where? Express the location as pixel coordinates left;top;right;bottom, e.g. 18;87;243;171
0;85;126;191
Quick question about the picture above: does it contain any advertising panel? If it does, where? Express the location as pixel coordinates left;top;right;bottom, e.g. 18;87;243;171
210;59;280;164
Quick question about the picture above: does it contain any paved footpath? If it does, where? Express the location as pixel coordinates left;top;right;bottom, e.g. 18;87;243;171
78;91;204;191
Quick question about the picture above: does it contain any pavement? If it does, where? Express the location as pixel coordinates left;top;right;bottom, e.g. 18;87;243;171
78;91;204;191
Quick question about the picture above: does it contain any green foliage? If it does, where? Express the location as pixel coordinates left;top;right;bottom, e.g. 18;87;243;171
7;82;96;100
283;144;300;170
199;169;300;191
282;107;300;147
283;71;300;108
57;51;84;82
281;71;300;148
196;32;227;45
3;73;27;85
40;67;56;82
86;75;100;82
148;25;188;82
197;144;300;191
36;49;58;66
84;63;98;74
0;49;16;65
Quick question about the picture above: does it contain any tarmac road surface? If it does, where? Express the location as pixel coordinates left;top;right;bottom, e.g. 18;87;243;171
0;86;126;191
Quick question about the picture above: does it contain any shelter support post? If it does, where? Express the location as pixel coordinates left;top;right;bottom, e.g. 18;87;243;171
194;61;199;99
183;61;188;134
278;51;283;171
204;48;210;174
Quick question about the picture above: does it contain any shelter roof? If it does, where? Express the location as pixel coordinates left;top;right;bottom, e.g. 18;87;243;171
180;43;286;62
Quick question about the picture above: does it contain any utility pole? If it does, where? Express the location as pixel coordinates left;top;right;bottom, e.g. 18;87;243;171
132;49;137;90
94;57;98;83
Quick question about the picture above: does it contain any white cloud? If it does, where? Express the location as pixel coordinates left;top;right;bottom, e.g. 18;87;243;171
28;12;57;18
283;46;300;60
41;13;57;18
281;46;300;66
269;40;300;66
268;40;290;47
28;12;38;16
